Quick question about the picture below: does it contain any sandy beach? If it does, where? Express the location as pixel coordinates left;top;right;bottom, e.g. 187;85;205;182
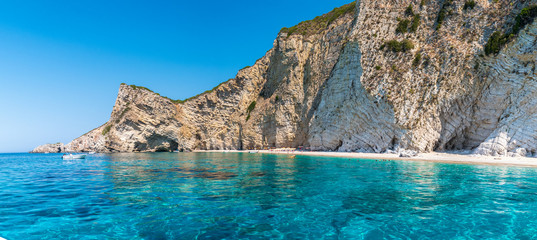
196;150;537;168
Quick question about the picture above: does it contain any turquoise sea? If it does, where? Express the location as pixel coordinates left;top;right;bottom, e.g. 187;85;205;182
1;152;537;239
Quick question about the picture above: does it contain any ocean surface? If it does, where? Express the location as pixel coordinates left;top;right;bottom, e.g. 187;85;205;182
1;152;537;239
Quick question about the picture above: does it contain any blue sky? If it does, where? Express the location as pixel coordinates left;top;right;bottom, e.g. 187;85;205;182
0;0;353;153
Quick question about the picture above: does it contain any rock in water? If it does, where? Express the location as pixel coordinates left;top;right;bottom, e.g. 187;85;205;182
30;143;64;153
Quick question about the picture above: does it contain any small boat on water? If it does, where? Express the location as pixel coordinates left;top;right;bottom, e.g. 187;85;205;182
62;154;86;160
249;150;259;153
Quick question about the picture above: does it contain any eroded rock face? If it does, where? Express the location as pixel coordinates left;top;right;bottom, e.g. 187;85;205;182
470;20;537;157
30;143;64;153
308;41;399;152
32;0;537;156
104;85;180;152
43;84;181;153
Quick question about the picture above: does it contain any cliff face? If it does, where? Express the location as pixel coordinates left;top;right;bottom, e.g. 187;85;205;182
33;0;537;157
471;19;537;157
62;85;180;152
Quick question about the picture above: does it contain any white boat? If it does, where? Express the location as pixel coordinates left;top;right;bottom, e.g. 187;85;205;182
62;154;86;160
248;150;259;153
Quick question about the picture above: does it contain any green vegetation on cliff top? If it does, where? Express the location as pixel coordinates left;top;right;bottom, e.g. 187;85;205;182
280;1;356;37
123;83;175;101
122;78;233;104
173;79;232;104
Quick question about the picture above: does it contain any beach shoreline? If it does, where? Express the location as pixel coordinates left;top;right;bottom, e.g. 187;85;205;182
194;150;537;168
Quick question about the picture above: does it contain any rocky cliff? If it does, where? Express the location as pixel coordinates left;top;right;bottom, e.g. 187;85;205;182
33;0;537;157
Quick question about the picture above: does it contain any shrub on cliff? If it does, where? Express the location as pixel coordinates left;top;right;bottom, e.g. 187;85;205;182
463;1;476;10
413;53;422;67
397;5;420;34
129;84;152;92
484;31;508;55
102;125;112;135
512;5;537;35
405;4;414;16
396;19;410;34
246;101;256;121
436;0;453;30
385;39;414;52
410;14;421;32
247;101;256;113
116;105;131;123
402;40;414;51
484;5;537;55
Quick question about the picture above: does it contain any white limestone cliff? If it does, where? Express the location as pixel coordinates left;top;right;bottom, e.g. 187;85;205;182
32;0;537;157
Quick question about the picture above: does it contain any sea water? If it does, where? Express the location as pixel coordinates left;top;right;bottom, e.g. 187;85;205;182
1;152;537;239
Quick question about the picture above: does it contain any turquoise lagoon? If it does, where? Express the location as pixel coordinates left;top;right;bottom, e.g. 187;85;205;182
1;152;537;239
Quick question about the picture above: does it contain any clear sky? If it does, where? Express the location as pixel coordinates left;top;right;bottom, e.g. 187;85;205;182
0;0;353;153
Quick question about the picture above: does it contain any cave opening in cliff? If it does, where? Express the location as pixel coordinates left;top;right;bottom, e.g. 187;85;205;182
154;140;179;152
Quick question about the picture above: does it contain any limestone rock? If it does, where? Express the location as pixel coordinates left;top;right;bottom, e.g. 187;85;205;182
470;20;537;157
33;1;537;157
31;143;64;153
399;149;418;158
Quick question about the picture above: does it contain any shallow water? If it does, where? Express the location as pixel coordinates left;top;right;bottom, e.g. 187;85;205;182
1;152;537;239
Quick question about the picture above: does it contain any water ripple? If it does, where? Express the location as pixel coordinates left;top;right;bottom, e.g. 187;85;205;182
1;152;537;239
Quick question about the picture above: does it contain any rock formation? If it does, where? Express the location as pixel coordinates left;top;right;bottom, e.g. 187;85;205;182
30;143;64;153
33;0;537;157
